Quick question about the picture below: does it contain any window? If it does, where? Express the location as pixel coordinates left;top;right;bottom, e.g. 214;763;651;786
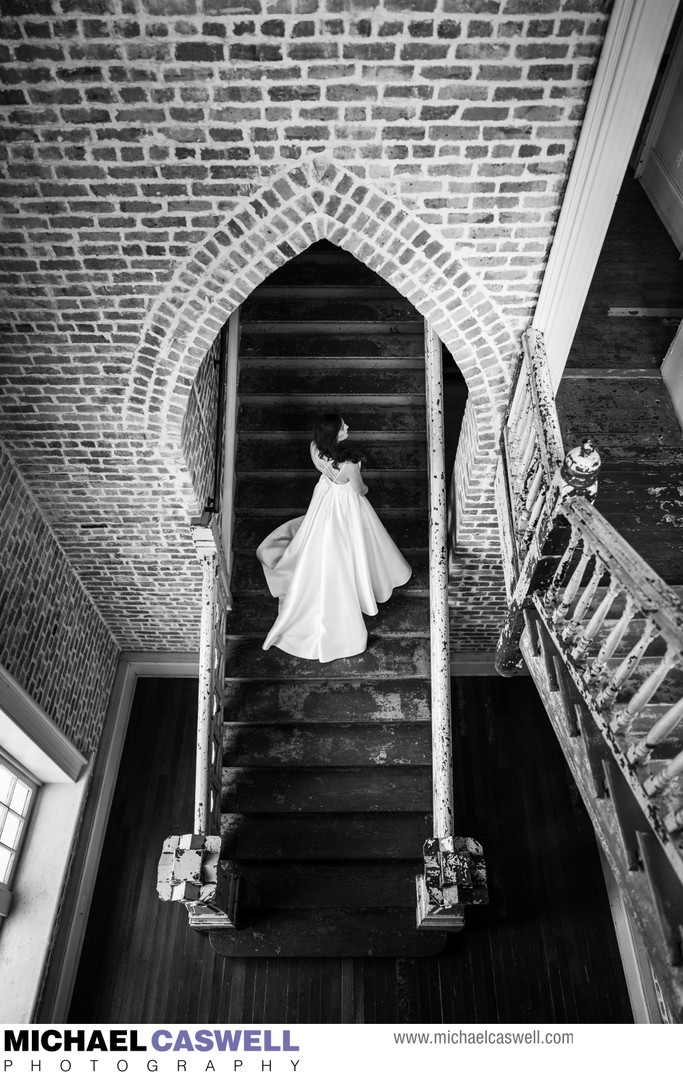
0;753;38;918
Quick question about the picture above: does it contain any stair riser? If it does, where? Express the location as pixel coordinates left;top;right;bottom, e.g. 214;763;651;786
242;295;423;322
239;400;426;433
231;860;424;909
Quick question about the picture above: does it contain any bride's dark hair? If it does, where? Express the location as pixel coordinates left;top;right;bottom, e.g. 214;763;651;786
313;413;362;465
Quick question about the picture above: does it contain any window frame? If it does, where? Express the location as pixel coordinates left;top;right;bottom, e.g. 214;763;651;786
0;748;40;918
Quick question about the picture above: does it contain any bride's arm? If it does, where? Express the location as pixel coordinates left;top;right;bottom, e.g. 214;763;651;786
346;461;368;496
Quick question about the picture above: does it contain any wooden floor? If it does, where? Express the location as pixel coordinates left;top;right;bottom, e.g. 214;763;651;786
557;170;683;584
70;675;632;1023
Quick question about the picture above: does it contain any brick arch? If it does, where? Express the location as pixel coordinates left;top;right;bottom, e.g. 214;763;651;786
123;157;518;524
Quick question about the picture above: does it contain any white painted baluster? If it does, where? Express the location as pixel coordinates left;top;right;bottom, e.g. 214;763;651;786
543;528;580;611
570;578;620;662
628;696;683;765
561;554;604;642
595;617;658;709
643;748;683;796
611;646;680;732
585;594;636;684
553;547;591;626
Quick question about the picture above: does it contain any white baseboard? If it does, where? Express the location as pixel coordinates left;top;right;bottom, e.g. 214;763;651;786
36;652;199;1022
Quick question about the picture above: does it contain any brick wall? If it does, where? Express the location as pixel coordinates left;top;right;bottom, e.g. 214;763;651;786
181;330;221;512
0;444;119;755
0;1;612;652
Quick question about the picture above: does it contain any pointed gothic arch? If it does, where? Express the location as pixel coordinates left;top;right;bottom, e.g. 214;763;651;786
123;158;518;562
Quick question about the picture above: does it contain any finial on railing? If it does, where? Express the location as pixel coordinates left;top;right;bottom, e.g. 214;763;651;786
558;437;601;503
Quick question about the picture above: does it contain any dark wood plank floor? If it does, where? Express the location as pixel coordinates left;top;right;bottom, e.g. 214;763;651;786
70;676;632;1023
557;170;683;584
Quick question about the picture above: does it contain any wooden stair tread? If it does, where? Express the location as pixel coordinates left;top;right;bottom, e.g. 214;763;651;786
236;439;428;471
239;332;425;357
221;766;432;812
224;635;430;678
209;909;446;958
242;295;422;322
220;812;433;860
239;366;427;395
223;723;432;766
231;552;428;594
226;592;429;636
233;513;427;550
222;678;431;724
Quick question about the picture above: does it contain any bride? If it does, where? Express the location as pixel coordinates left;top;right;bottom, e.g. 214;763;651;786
256;413;412;663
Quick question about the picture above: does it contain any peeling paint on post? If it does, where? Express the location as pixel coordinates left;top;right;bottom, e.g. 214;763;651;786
416;322;488;930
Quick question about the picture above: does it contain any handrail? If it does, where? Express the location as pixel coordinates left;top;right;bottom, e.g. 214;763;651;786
157;316;239;929
191;512;231;837
416;323;487;930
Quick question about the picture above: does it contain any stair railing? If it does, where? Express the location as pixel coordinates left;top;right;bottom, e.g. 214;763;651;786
496;326;683;1019
416;322;488;930
157;314;241;930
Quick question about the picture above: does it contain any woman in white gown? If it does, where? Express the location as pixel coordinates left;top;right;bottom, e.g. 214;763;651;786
256;413;412;663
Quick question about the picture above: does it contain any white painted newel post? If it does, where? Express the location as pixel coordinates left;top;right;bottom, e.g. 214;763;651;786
424;322;454;839
416;323;488;931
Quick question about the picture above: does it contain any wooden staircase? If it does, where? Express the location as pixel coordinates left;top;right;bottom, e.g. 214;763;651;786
209;242;446;958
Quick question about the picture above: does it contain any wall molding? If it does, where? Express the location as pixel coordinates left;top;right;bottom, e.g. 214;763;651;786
0;664;87;784
35;652;199;1022
533;0;679;388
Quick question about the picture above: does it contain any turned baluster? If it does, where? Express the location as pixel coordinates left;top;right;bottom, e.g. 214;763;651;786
517;443;540;533
543;529;581;612
552;548;592;627
611;646;681;732
595;617;657;709
507;371;531;446
561;554;605;643
627;696;683;765
643;747;683;796
570;577;621;662
584;594;636;684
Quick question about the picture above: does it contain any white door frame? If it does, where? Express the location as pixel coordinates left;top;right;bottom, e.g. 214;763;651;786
532;0;679;390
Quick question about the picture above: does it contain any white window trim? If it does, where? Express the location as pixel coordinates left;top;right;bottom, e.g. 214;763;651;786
0;750;40;918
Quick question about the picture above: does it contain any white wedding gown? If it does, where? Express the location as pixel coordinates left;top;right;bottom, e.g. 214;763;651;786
256;443;412;663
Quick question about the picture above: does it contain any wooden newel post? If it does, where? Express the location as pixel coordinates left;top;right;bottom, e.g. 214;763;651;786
495;438;601;677
157;834;240;931
416;323;488;930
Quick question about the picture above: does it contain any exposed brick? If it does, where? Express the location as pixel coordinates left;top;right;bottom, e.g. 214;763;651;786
0;2;609;659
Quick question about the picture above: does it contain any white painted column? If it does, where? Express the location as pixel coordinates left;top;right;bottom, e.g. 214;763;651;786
533;0;679;389
424;321;454;838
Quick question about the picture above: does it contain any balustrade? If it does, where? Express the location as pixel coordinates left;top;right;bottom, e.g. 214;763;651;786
496;326;683;1018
